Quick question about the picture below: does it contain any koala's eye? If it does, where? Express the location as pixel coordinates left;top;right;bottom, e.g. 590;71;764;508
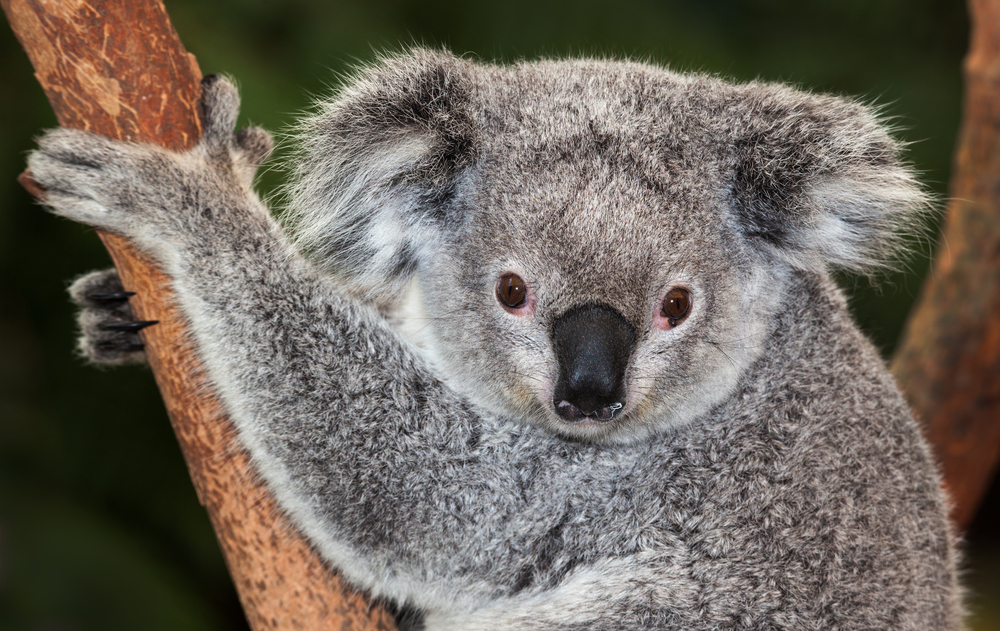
496;273;528;309
660;287;691;326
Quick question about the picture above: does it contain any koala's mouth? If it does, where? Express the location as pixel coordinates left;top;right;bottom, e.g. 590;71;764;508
553;399;624;423
550;303;635;425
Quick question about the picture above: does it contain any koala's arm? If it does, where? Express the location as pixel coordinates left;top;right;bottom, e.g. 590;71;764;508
27;77;599;625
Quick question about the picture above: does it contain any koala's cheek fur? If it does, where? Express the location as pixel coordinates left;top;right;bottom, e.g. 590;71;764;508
415;273;560;425
593;265;776;442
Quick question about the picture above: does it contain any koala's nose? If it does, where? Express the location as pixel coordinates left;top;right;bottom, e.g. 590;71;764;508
551;303;636;422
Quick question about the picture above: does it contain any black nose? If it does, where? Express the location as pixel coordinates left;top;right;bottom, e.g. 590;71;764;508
551;304;636;422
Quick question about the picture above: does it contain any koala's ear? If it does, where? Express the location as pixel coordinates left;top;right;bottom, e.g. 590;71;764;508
726;85;931;275
283;49;476;305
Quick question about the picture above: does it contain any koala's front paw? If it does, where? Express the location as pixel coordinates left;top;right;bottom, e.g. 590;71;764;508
27;127;156;235
69;268;153;365
28;75;273;253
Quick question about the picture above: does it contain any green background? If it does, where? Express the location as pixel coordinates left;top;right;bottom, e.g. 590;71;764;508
0;0;996;629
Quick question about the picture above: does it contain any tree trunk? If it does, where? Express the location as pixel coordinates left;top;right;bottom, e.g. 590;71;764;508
0;1;395;629
891;0;1000;531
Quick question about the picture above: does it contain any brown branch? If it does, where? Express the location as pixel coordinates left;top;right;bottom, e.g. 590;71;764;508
0;1;394;629
892;0;1000;531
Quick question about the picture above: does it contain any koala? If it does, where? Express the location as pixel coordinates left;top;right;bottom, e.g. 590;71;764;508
31;49;963;630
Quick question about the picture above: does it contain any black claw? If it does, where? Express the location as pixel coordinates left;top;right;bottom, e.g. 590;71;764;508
97;342;145;352
100;320;159;332
86;290;136;302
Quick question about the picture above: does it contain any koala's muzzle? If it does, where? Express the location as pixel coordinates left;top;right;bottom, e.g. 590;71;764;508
551;304;636;422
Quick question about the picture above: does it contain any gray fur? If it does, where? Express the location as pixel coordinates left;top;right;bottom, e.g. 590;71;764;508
34;53;961;629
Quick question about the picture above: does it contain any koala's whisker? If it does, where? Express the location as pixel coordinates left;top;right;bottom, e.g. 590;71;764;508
707;340;741;373
705;336;767;351
508;369;546;385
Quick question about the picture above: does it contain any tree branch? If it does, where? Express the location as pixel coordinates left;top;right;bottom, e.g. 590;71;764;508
892;0;1000;531
0;1;394;629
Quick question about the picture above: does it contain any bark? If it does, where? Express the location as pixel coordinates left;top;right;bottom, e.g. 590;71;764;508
0;1;394;629
891;0;1000;531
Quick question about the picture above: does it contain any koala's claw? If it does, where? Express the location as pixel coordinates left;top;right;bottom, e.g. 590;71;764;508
100;320;159;332
87;290;137;301
69;268;148;366
96;342;146;353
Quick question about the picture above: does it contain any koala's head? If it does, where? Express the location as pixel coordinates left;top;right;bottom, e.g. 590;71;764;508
284;49;927;443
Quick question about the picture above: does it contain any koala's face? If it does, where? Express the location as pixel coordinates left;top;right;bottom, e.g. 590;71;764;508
412;91;783;442
287;51;923;443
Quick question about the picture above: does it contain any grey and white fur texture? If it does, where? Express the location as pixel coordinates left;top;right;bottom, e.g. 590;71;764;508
31;49;963;630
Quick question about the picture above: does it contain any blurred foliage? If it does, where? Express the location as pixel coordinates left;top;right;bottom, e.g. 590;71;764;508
0;0;996;629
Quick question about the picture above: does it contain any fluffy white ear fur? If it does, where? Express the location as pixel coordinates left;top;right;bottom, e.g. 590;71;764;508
727;85;933;276
285;133;440;304
281;49;473;306
796;169;931;274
